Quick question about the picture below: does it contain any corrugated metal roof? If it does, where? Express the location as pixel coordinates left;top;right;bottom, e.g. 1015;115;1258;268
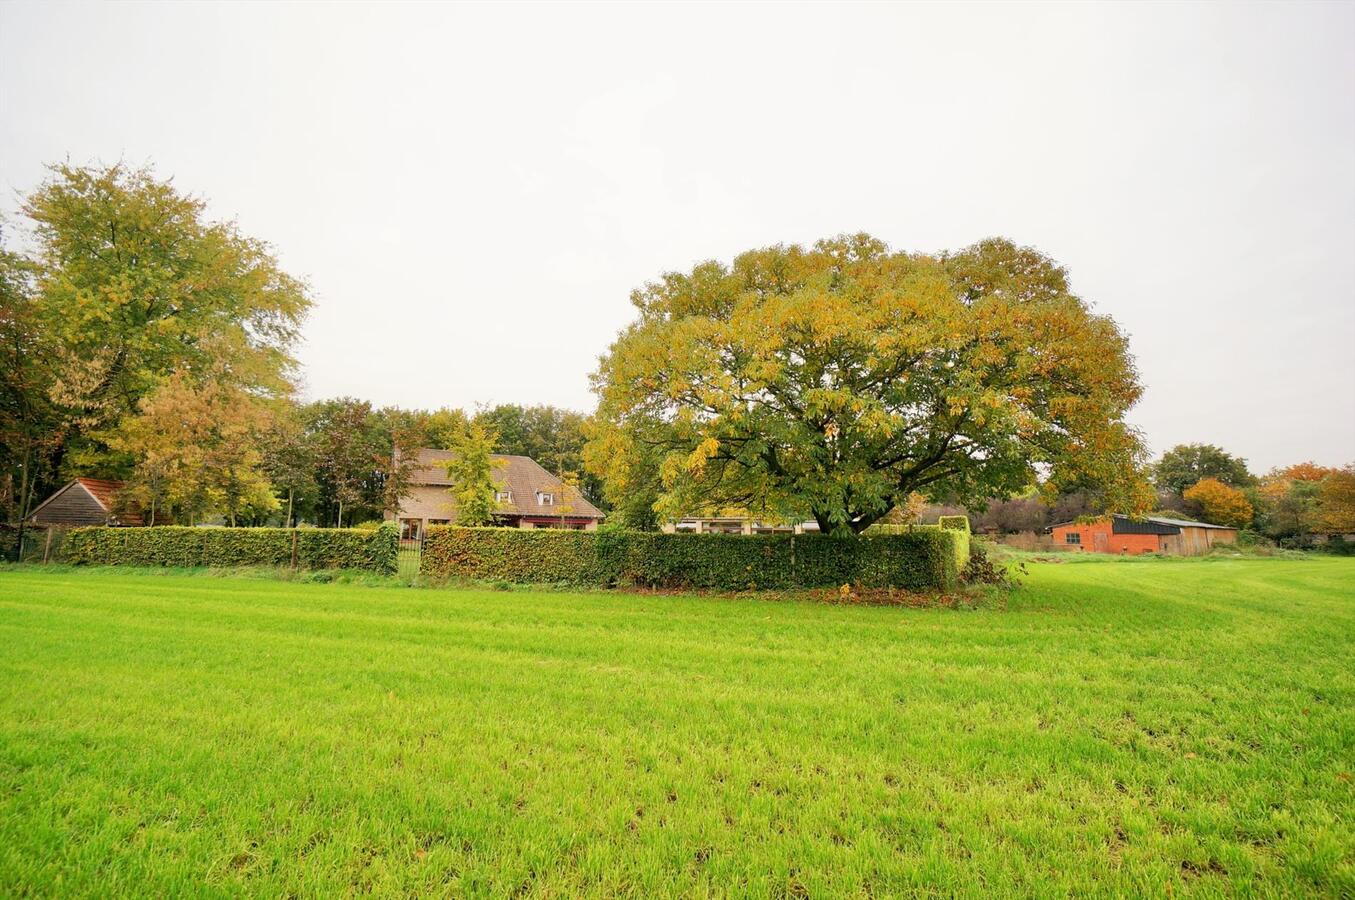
1050;514;1237;535
1112;516;1179;535
1143;515;1236;531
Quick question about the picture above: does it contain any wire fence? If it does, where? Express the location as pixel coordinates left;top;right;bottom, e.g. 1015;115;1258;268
11;526;68;563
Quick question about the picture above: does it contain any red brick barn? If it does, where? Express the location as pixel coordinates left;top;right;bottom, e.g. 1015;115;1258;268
1049;515;1238;556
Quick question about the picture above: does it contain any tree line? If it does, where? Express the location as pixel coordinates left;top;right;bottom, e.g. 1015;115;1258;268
6;161;1345;542
0;163;594;531
1151;445;1353;543
918;443;1354;545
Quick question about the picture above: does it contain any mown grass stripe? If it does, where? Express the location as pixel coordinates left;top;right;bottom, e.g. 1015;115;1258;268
0;559;1351;897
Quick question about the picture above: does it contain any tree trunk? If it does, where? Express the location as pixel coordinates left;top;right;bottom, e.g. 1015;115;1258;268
13;444;32;562
813;508;885;536
286;489;294;528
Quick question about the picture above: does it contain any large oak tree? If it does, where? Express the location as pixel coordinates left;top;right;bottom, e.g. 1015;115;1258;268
587;235;1150;534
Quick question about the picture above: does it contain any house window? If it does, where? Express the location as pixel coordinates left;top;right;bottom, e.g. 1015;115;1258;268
1065;532;1081;545
495;491;513;503
537;491;554;506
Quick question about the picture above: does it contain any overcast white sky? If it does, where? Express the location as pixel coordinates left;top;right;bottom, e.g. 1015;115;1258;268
2;1;1353;471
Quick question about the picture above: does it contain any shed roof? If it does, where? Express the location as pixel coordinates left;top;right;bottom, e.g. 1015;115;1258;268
25;478;144;526
77;478;127;512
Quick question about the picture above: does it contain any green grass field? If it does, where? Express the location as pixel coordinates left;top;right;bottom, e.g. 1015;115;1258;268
1;559;1351;897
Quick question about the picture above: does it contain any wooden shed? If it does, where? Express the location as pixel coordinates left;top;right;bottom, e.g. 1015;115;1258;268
1049;515;1238;556
25;478;144;527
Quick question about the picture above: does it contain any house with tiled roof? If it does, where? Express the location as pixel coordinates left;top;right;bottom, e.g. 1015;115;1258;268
386;449;604;541
25;478;145;527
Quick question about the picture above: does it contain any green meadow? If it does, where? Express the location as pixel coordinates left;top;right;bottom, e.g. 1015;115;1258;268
1;559;1351;897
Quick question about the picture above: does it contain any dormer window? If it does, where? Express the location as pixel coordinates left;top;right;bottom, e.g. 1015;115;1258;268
495;490;513;503
537;491;554;506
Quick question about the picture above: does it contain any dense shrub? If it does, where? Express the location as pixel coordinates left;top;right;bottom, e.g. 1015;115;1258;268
960;539;1024;587
63;524;399;574
1322;535;1355;556
421;524;969;591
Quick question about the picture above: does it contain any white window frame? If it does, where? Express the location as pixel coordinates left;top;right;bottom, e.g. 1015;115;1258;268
537;491;554;506
495;490;513;503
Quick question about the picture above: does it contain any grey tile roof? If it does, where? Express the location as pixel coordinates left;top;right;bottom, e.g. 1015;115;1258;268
403;449;604;520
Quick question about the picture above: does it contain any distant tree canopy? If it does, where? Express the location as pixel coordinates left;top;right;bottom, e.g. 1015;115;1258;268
108;396;607;529
474;403;601;503
1255;462;1353;541
1153;444;1253;495
587;235;1150;535
1318;466;1355;534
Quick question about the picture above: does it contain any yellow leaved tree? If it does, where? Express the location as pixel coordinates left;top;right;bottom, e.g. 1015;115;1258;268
587;235;1150;535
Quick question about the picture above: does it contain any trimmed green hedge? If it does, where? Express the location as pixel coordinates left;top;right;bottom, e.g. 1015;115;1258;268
420;525;969;591
938;516;972;567
62;524;399;574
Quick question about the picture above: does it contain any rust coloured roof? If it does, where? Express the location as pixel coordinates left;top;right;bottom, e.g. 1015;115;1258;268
25;477;144;526
77;478;144;525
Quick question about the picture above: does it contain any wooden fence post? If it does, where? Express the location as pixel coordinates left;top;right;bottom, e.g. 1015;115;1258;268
42;528;53;564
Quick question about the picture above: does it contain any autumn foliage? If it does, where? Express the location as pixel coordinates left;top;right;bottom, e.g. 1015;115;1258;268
2;162;310;528
1317;466;1355;534
1182;477;1253;528
587;235;1150;534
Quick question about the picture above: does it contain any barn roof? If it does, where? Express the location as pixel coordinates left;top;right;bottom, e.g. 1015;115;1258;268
1111;516;1180;535
1049;514;1236;535
1141;515;1236;531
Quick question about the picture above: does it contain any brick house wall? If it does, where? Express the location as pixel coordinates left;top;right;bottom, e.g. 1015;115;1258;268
1050;522;1162;554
